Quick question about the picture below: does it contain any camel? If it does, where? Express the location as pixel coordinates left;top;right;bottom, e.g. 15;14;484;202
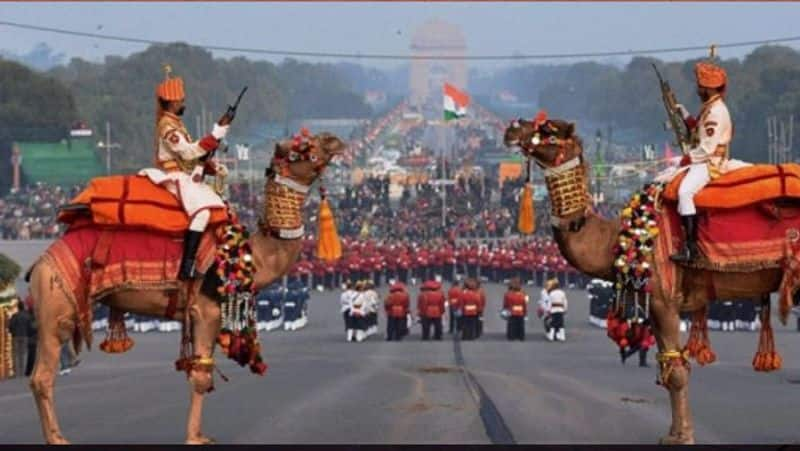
26;132;345;444
504;118;786;444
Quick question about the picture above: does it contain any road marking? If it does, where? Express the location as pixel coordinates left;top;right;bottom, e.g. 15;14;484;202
452;333;516;444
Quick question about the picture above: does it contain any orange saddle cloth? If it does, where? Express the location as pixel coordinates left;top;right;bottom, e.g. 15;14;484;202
58;175;228;234
662;164;800;209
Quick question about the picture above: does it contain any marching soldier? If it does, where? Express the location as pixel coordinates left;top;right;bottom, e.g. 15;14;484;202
671;59;735;263
385;282;410;341
460;278;485;341
447;281;462;334
340;282;357;340
140;67;233;280
503;278;528;341
256;282;282;331
364;280;380;337
545;278;568;342
284;279;309;331
417;280;446;340
349;281;369;342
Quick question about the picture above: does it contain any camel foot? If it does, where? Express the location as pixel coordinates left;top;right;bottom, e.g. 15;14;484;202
659;433;694;445
47;433;70;445
186;434;216;445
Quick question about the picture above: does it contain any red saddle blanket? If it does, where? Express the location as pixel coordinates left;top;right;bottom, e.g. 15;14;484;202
39;220;219;347
58;175;229;235
655;201;800;274
662;164;800;209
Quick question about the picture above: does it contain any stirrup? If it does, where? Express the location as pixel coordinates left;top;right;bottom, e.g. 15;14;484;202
669;244;695;263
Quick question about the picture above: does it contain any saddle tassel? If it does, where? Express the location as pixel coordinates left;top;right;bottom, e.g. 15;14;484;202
753;297;782;372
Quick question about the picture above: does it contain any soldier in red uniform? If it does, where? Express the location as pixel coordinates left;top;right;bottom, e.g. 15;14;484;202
324;259;337;290
503;278;529;341
501;248;514;283
417;280;446;340
312;258;326;292
447;282;462;334
442;244;456;283
466;244;480;280
347;253;362;284
479;246;492;283
460;278;485;341
298;255;313;288
398;250;411;285
385;245;399;283
385;282;410;341
415;247;429;283
371;253;384;288
337;252;350;289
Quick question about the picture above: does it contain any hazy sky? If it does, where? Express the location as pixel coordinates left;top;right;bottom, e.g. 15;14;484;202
1;2;799;70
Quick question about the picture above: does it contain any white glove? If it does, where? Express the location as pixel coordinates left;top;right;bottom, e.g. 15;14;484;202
212;123;229;140
675;104;690;120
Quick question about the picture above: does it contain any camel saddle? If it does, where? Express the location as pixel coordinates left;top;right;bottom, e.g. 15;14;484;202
58;175;229;235
663;164;800;211
658;164;800;273
38;218;220;350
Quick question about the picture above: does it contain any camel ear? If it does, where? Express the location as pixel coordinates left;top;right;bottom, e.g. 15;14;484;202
568;122;577;137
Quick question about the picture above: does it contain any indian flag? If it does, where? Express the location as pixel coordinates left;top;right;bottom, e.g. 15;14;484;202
443;83;469;121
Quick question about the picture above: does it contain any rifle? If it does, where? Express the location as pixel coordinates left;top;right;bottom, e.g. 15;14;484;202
223;86;248;125
202;86;247;161
652;64;690;156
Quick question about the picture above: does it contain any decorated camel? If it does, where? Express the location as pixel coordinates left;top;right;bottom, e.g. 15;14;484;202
25;131;344;444
505;117;800;444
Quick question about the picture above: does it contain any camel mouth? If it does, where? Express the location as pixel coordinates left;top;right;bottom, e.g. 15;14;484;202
505;139;520;146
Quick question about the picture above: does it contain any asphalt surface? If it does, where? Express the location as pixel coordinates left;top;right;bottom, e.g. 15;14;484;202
1;239;800;444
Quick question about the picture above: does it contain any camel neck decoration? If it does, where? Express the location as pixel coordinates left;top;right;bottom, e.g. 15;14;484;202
541;156;591;228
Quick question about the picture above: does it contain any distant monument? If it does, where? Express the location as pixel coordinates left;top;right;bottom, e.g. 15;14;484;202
409;19;468;111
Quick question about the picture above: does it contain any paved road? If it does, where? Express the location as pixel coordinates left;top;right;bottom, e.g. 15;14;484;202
1;240;799;444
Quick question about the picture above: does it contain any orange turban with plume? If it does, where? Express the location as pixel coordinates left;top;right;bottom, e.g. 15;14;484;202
695;62;727;89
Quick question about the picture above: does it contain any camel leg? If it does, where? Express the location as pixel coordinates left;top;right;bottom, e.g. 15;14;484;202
28;264;74;444
650;296;694;445
185;294;221;445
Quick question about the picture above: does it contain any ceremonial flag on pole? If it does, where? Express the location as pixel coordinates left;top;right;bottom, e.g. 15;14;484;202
443;83;469;121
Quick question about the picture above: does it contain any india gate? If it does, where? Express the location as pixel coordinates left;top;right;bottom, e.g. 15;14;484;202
409;19;468;110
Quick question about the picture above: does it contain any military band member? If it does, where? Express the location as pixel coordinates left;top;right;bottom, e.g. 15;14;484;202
447;282;462;334
385;282;410;341
417;280;446;340
503;278;528;341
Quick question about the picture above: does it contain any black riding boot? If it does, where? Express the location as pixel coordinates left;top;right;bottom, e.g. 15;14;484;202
178;230;204;280
670;214;698;263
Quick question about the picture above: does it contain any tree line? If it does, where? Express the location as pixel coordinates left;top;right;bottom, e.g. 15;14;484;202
493;45;800;163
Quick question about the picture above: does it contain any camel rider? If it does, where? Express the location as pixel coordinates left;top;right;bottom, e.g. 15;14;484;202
670;61;732;263
140;69;233;279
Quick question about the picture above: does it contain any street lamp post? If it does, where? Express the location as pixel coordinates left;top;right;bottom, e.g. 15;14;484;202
97;121;121;175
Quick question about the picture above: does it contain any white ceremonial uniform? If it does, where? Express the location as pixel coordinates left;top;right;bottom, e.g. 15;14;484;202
340;289;355;313
139;112;229;231
548;289;568;314
677;95;732;216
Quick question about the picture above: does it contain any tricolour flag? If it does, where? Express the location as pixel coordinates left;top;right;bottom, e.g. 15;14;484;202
443;83;469;121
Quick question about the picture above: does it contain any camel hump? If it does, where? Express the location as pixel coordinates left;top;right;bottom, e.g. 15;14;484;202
662;163;800;209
